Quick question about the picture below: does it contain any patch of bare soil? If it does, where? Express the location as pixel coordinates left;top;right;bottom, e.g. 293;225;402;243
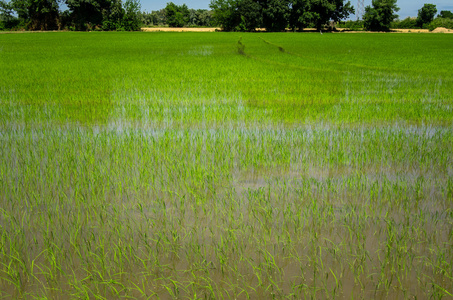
141;27;220;32
392;28;430;33
431;27;453;33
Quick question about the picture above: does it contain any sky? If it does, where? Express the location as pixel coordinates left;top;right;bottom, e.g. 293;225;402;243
140;0;453;19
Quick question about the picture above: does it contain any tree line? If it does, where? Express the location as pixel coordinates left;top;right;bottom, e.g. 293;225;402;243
209;0;355;31
209;0;452;32
1;0;451;31
391;5;453;31
0;0;141;30
338;2;453;32
140;3;212;27
0;0;214;30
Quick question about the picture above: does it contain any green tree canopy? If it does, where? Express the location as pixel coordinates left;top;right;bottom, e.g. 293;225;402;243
165;2;189;27
65;0;113;29
237;0;262;31
307;0;354;30
363;0;399;31
210;0;241;31
262;0;290;31
0;0;141;30
210;0;355;31
0;0;18;28
9;0;59;29
416;3;437;28
439;10;453;19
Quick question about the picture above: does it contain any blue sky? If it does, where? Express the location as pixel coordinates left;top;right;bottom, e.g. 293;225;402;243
140;0;453;19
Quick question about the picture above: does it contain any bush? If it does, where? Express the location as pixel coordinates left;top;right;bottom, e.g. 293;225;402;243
438;10;453;19
428;17;453;31
391;17;418;29
337;20;364;30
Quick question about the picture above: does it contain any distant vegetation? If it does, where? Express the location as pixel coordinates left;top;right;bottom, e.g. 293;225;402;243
1;0;452;31
137;7;213;28
209;0;355;31
0;0;142;30
339;3;453;31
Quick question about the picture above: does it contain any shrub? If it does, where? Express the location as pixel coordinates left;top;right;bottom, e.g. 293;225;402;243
428;17;453;31
391;17;418;29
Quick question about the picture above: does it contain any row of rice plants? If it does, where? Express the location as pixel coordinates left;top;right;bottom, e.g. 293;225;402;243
1;32;452;298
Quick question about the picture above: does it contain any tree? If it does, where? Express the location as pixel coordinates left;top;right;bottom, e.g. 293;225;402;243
237;0;262;31
9;0;60;29
0;0;19;29
121;0;141;30
65;0;113;30
363;0;399;31
101;0;125;30
140;9;166;26
66;0;141;30
416;3;436;28
262;0;289;31
210;0;355;32
391;16;417;29
187;8;212;26
210;0;241;31
165;2;189;27
197;9;213;26
307;0;354;30
289;0;312;30
439;10;453;19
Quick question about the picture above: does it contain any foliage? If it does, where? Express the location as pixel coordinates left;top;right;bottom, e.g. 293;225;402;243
262;0;290;31
336;19;364;30
141;8;213;28
237;0;262;31
438;10;453;19
187;9;213;27
363;0;399;31
7;0;59;30
210;0;355;31
0;0;141;30
288;0;311;30
165;2;189;27
428;17;453;31
121;0;141;30
65;0;111;30
210;0;241;31
140;9;166;26
303;0;354;30
416;3;436;28
391;17;418;29
0;0;19;29
99;0;141;30
101;0;125;30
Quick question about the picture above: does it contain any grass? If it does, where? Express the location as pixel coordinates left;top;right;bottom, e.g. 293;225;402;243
0;31;452;299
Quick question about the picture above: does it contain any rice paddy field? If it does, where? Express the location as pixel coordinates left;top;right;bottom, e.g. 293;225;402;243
0;31;452;299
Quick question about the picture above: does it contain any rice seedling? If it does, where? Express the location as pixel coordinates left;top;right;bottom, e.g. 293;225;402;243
0;31;452;298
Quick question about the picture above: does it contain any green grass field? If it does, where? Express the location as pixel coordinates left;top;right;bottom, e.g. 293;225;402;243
1;32;452;299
